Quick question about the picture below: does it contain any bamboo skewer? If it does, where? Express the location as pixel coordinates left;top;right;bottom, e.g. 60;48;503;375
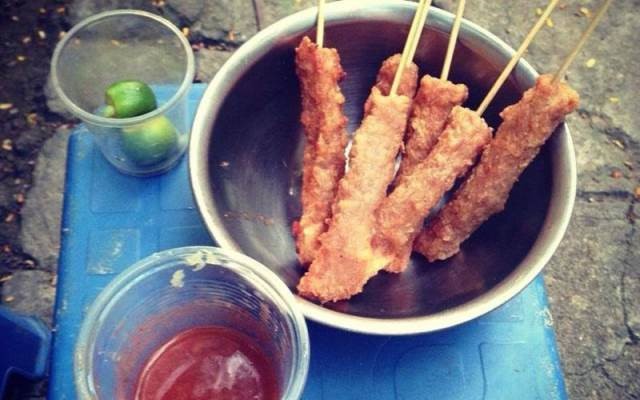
476;0;560;115
406;0;433;69
553;0;614;84
316;0;326;48
390;0;433;96
440;0;466;81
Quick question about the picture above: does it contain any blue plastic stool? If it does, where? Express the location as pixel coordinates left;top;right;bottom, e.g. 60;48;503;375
0;306;50;397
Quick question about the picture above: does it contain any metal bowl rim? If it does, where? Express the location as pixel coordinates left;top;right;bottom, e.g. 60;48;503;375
189;0;577;335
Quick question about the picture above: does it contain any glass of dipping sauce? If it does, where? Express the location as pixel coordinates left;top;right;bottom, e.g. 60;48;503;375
74;246;309;400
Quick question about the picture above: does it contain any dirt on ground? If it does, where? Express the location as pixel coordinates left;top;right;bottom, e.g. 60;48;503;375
0;1;74;279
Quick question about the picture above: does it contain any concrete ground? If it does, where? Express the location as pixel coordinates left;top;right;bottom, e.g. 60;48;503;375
1;0;638;399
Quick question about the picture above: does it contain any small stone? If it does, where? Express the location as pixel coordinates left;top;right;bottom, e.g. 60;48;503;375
39;7;46;14
22;36;32;44
585;58;596;68
580;7;591;17
2;139;12;151
4;213;15;223
11;16;19;22
0;275;12;283
608;97;619;103
181;27;190;37
56;6;66;14
611;139;625;150
15;193;25;204
0;103;13;110
610;169;622;179
16;55;26;62
623;161;633;170
635;187;640;200
4;296;15;303
37;30;47;40
26;113;38;126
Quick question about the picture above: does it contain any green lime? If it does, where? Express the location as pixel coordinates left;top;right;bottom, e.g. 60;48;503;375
105;80;157;118
121;116;179;166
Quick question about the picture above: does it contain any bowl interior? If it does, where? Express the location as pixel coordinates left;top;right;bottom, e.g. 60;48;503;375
193;4;570;328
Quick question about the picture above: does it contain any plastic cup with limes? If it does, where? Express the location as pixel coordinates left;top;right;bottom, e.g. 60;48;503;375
50;10;194;176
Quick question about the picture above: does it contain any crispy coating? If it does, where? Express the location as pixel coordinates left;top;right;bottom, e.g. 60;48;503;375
414;74;580;261
374;106;492;272
293;36;349;265
297;88;411;302
373;54;419;98
396;75;468;183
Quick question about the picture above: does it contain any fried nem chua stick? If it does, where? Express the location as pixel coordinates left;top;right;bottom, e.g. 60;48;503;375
395;0;468;182
298;0;428;302
374;106;492;272
378;0;468;273
395;76;468;183
414;75;579;261
372;54;419;99
414;0;615;261
297;89;411;302
293;36;349;265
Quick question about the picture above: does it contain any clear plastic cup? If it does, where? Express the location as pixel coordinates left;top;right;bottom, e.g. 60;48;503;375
51;10;195;176
74;247;310;399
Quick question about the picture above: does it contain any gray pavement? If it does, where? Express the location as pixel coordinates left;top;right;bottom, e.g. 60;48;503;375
3;0;639;398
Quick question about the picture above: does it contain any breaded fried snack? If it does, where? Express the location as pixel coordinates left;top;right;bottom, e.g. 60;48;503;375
374;106;492;272
396;75;468;182
293;36;349;265
373;54;419;99
298;88;411;302
415;75;579;261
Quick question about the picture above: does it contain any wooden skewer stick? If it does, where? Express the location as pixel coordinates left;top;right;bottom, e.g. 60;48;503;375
389;0;427;96
406;0;433;68
476;0;560;116
390;0;433;96
553;0;614;84
441;0;466;81
316;0;326;48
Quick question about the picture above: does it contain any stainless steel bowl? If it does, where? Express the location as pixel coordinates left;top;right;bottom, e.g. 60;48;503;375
189;0;576;335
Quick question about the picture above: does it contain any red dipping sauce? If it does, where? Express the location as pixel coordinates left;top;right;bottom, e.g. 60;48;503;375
134;326;279;400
